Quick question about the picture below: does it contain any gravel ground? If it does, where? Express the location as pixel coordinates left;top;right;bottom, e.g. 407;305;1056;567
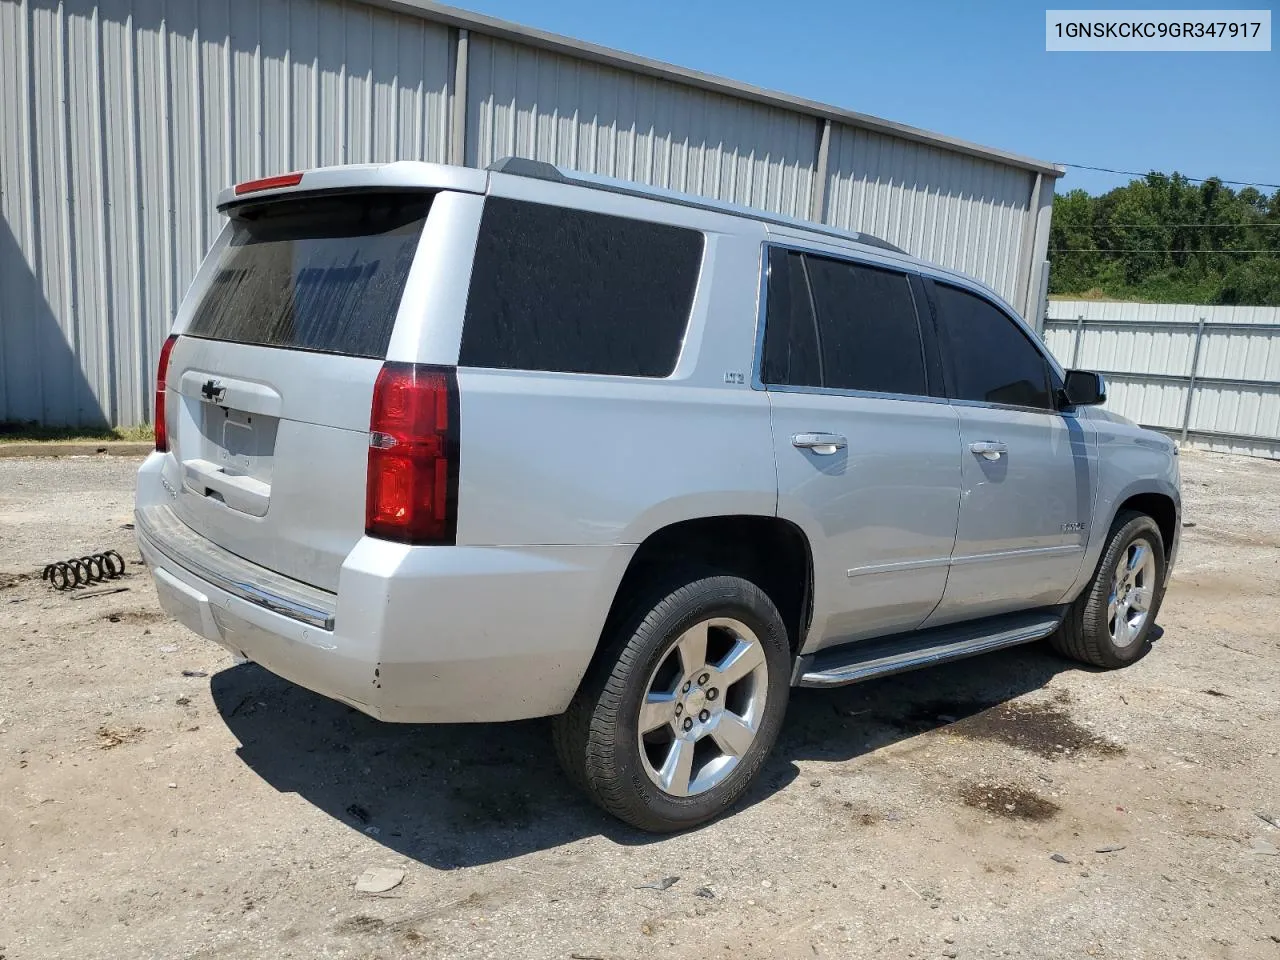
1;449;1278;960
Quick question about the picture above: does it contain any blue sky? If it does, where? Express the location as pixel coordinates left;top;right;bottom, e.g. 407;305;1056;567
457;1;1279;196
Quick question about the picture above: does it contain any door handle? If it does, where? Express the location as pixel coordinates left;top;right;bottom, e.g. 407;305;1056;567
970;440;1008;461
793;432;847;455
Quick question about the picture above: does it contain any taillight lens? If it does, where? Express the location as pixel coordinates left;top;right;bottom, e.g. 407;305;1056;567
154;334;179;452
365;363;459;545
234;172;304;195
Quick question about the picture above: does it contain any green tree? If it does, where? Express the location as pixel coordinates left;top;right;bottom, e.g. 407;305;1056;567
1048;172;1280;305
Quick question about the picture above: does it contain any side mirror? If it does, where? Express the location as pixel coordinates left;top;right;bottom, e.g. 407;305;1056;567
1063;369;1107;407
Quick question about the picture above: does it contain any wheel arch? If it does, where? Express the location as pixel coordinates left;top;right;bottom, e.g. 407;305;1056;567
1115;491;1178;557
601;514;814;658
1063;480;1181;603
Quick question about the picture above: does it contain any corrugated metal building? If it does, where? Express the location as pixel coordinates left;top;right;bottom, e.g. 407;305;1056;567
0;0;1063;427
1045;300;1280;459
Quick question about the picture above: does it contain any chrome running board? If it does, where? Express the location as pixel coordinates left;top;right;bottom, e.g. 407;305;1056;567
794;610;1064;688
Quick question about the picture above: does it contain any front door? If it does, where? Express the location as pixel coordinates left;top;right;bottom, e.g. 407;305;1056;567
922;279;1098;625
760;247;962;651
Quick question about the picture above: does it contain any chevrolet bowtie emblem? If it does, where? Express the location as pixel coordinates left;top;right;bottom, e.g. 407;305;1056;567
200;379;226;404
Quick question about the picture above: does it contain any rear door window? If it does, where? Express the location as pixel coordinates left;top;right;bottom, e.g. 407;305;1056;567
460;198;704;377
187;193;432;358
930;282;1054;410
761;248;928;397
804;254;927;396
761;248;822;387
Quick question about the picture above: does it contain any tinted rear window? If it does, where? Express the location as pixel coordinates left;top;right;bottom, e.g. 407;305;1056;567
761;249;927;397
803;254;927;396
459;198;704;377
761;248;822;387
187;193;431;358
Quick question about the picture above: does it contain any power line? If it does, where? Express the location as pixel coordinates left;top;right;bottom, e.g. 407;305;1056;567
1059;163;1280;191
1097;222;1280;228
1052;245;1280;252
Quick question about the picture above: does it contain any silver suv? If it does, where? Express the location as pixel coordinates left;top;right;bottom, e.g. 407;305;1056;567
136;158;1180;832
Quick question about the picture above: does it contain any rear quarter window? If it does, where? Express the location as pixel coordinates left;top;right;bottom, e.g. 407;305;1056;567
187;193;432;358
459;198;704;377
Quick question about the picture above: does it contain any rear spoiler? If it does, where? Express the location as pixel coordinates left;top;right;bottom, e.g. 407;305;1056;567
215;161;487;212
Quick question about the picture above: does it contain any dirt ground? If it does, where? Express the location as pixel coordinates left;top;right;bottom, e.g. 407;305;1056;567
1;449;1278;960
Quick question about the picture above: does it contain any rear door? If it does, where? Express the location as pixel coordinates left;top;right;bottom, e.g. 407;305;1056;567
163;191;434;591
763;247;963;650
921;278;1098;625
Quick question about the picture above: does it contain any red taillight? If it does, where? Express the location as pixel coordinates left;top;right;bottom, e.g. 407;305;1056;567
154;334;179;452
365;363;459;545
233;172;304;195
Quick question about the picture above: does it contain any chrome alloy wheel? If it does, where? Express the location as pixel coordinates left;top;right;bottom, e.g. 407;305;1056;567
636;617;769;798
1109;537;1156;647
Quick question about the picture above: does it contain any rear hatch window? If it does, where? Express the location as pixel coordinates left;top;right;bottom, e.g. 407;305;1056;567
160;191;433;594
187;192;432;358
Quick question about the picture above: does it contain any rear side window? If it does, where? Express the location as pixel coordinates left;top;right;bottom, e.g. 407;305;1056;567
187;193;431;358
460;198;703;377
761;249;822;387
930;282;1053;410
761;249;927;397
804;255;927;395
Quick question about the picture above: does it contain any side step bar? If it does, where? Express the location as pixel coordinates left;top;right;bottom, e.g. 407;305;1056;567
793;609;1064;688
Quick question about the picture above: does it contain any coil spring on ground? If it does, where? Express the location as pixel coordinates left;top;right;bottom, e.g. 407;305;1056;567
42;550;126;590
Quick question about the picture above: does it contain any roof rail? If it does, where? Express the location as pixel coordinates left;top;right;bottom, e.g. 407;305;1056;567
844;233;906;254
485;157;566;180
485;156;907;256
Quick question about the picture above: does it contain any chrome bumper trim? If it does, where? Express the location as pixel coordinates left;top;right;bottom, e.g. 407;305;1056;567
135;504;336;631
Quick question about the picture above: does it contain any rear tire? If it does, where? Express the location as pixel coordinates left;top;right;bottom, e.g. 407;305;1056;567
1050;510;1166;669
553;572;791;832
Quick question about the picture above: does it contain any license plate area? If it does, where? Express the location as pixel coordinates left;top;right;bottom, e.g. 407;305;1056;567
179;404;280;517
200;405;278;484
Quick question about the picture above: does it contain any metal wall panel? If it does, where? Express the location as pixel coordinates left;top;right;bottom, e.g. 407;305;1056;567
0;0;41;424
1074;323;1198;376
1097;376;1190;432
1041;326;1074;361
1050;299;1280;327
1025;174;1056;330
1198;325;1280;382
0;0;453;426
1190;381;1280;441
823;124;1037;306
1045;301;1280;459
465;35;819;219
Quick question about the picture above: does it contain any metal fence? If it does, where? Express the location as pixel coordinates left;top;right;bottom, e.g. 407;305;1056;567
1044;300;1280;459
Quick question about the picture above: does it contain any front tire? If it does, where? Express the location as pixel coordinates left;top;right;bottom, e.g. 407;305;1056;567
553;573;791;832
1050;510;1167;668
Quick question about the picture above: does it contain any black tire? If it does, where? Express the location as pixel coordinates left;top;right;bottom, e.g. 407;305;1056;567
1050;510;1167;668
552;571;791;832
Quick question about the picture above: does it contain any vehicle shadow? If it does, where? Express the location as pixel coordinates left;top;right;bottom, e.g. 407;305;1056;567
210;641;1088;869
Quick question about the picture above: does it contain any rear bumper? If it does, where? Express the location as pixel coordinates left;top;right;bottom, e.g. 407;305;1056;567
135;454;630;722
137;502;336;629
